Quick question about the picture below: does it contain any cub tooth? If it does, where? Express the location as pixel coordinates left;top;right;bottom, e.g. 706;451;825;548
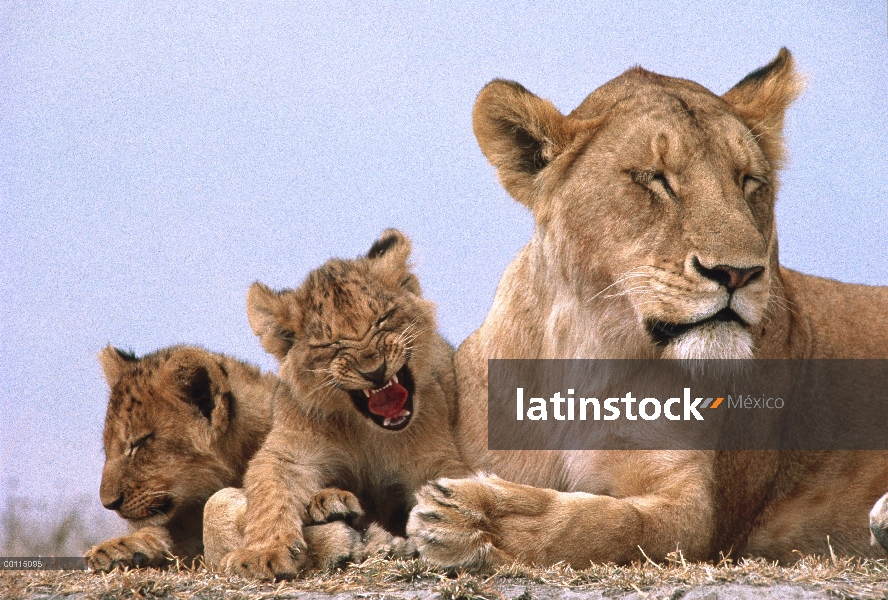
363;389;371;398
393;374;399;385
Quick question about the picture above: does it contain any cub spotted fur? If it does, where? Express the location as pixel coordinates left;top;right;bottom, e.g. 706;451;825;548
86;345;363;572
407;49;888;569
85;345;276;571
214;229;469;580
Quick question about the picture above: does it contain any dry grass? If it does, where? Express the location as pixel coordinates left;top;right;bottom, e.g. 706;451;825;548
1;553;887;600
2;496;886;598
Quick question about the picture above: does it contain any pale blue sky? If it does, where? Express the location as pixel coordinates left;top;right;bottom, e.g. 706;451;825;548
1;2;886;513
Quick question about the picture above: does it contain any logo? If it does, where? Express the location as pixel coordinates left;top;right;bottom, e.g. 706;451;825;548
516;387;723;421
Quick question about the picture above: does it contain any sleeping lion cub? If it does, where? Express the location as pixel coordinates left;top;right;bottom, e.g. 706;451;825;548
210;229;469;580
86;345;374;572
85;345;276;571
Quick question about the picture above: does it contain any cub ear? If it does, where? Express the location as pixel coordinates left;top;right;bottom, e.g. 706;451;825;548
722;47;804;169
162;347;231;434
366;229;421;295
473;79;577;211
247;282;299;360
98;345;138;389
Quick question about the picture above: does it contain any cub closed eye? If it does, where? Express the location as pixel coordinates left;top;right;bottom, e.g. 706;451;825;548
128;434;152;456
376;309;395;326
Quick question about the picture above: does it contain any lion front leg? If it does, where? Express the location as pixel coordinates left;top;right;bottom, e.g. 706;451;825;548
407;473;712;570
86;526;173;571
219;430;331;580
207;485;373;576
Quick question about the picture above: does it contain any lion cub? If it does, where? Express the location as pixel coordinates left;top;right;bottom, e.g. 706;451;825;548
216;229;469;580
85;345;276;571
86;345;364;572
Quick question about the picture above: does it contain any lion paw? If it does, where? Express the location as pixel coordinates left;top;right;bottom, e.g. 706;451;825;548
86;531;171;572
357;523;418;561
870;492;888;551
307;488;364;524
406;474;514;571
220;543;307;581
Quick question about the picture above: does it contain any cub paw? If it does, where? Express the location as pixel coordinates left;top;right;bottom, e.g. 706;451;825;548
302;521;363;570
358;523;418;561
406;474;513;571
221;542;307;581
870;492;888;551
85;532;171;572
307;488;364;524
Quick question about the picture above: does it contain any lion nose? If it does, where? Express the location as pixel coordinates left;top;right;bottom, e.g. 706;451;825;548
101;493;124;511
693;258;764;292
359;363;388;387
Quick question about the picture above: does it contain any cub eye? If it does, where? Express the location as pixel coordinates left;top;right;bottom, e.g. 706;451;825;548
308;340;340;350
128;434;152;457
376;309;395;326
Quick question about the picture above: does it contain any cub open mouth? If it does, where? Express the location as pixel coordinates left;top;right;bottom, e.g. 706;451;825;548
647;308;746;347
348;364;415;430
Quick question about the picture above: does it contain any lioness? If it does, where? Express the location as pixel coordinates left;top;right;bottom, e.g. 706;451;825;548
217;229;469;580
407;48;888;568
86;345;364;571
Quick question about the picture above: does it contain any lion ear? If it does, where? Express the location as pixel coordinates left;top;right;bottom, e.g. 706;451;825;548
722;47;804;169
473;79;577;211
98;345;138;389
247;282;299;360
367;229;421;295
162;347;231;434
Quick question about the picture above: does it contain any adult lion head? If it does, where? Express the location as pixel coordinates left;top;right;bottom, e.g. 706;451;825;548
473;49;803;360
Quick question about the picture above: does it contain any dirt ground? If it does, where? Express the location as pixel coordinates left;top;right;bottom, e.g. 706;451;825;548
2;555;887;600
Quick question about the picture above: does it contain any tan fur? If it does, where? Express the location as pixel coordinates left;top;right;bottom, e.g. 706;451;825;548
203;487;382;572
86;345;363;573
215;229;469;580
85;345;278;571
407;48;888;569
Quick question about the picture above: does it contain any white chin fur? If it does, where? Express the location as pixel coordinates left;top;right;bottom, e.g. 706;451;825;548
660;321;754;360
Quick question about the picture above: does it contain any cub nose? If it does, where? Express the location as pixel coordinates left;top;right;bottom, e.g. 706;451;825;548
693;258;764;292
359;363;388;388
101;493;124;511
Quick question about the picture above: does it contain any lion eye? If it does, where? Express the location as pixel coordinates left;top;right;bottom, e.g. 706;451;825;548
308;340;340;350
376;309;395;326
650;173;675;197
128;434;152;456
633;170;675;199
741;174;766;195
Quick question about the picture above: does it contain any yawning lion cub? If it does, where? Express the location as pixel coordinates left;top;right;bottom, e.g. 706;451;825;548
214;230;469;580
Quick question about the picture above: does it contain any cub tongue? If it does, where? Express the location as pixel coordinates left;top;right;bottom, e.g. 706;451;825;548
367;381;408;418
